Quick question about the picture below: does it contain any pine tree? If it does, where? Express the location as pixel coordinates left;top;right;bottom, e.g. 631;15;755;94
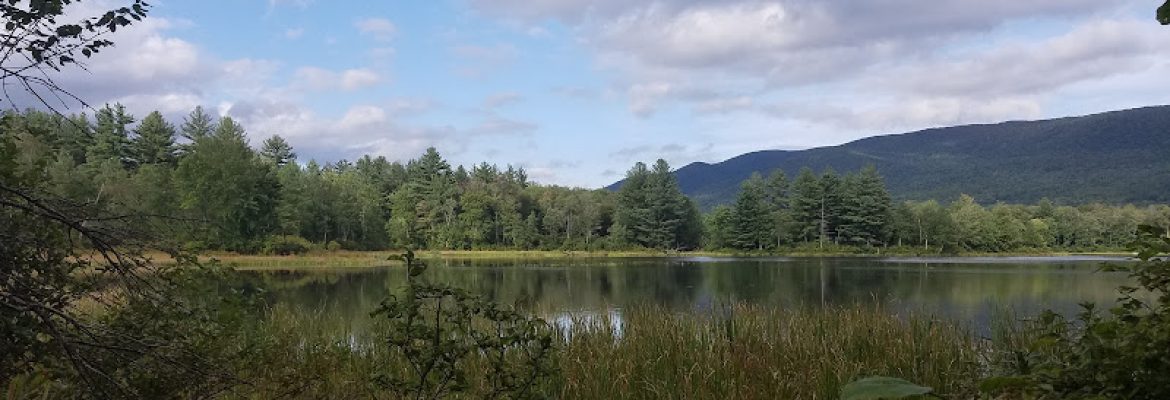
765;169;791;248
133;111;177;165
646;159;686;249
731;173;771;250
58;113;93;165
180;106;215;142
818;168;844;246
259;135;296;166
614;162;652;247
213;116;246;142
87;103;134;166
174;126;279;251
789;167;822;243
839;166;892;246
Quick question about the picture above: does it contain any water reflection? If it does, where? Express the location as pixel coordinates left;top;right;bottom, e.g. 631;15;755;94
250;257;1134;333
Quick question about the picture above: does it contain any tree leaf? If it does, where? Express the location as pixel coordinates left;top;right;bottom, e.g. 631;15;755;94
1159;0;1170;25
841;377;934;400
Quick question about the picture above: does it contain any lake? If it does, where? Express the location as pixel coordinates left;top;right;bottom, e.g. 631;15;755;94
249;256;1134;334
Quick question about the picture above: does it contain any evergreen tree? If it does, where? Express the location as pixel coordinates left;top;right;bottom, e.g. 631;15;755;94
213;116;247;142
259;135;296;166
731;172;771;250
818;168;845;246
838;166;892;246
57;113;93;165
180;106;215;143
765;169;792;248
87;103;134;166
614;162;652;247
789;167;822;243
133;111;177;165
646;159;687;249
174;124;278;251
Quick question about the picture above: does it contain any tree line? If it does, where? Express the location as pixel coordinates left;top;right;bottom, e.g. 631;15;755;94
5;106;1168;254
708;168;1170;252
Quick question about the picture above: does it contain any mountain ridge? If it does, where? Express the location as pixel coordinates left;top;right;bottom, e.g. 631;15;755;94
607;105;1170;209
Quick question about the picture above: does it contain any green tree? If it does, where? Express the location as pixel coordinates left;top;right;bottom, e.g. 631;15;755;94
704;205;736;249
838;166;892;247
789;167;822;243
818;168;845;246
731;172;771;250
87;103;135;166
614;162;653;247
174;123;279;251
133;110;177;165
646;159;689;249
765;170;792;248
180;106;216;146
259;135;296;166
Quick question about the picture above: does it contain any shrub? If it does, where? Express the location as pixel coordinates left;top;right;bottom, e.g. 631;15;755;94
263;235;311;256
983;225;1170;399
370;250;557;399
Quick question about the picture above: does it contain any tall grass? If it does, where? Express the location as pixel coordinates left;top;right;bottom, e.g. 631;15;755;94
231;303;982;399
555;304;980;399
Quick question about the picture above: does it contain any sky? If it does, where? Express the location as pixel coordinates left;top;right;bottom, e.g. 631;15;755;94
24;0;1170;188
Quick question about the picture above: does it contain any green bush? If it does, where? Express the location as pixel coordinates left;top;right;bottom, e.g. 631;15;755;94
371;251;557;399
983;225;1170;399
324;240;342;252
263;235;311;256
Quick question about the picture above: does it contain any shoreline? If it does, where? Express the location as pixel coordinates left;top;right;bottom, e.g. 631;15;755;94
149;249;1136;270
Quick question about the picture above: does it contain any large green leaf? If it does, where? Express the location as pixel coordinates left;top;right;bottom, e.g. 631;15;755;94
1160;0;1170;25
841;377;934;400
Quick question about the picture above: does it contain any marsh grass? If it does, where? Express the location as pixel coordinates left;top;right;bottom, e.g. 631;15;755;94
234;303;982;399
555;304;980;399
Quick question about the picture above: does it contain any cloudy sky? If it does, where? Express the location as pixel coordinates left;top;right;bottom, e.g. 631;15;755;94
28;0;1170;187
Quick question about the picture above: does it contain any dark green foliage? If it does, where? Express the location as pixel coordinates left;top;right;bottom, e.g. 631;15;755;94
263;235;312;255
178;106;215;155
133;111;177;166
1160;0;1170;25
174;121;280;252
838;166;892;247
371;251;556;399
730;173;770;250
984;225;1170;399
613;159;701;250
789;167;823;243
1;111;262;396
613;106;1170;209
87;103;135;167
9;106;1168;255
259;134;296;166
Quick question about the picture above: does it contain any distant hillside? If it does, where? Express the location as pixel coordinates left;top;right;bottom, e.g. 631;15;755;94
607;106;1170;209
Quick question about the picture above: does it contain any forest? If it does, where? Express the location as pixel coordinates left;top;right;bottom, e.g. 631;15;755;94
7;105;1169;255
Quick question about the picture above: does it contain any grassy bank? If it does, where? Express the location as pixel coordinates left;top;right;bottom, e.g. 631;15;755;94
234;303;982;399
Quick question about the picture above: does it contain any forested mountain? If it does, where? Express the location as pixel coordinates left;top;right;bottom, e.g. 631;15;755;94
610;106;1170;209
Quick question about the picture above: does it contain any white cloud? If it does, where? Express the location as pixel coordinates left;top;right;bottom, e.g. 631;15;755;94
341;69;383;90
355;17;397;41
294;67;383;92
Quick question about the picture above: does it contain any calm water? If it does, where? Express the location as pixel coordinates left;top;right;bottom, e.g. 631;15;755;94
249;256;1134;332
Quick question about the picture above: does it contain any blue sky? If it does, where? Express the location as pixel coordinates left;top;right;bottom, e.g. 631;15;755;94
40;0;1170;187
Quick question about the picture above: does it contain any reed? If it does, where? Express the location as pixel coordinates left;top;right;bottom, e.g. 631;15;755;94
232;303;982;399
